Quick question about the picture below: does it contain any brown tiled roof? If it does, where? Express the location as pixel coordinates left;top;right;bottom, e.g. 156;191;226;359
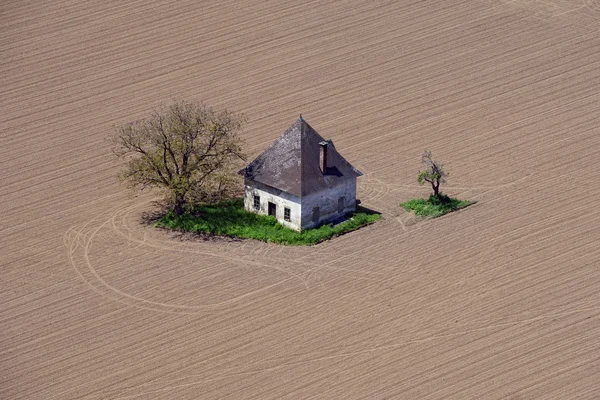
239;117;362;197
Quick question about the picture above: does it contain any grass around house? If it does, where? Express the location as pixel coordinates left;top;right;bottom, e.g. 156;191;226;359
400;194;473;218
155;198;381;245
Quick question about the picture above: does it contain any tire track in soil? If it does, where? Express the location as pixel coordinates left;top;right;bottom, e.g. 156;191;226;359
64;196;401;314
64;206;303;314
7;0;600;398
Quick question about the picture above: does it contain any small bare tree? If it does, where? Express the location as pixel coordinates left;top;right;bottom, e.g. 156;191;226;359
110;100;246;215
417;150;447;199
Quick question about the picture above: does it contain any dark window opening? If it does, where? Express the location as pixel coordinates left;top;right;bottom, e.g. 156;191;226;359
338;197;345;213
253;195;260;210
268;202;277;216
312;206;320;223
284;207;291;222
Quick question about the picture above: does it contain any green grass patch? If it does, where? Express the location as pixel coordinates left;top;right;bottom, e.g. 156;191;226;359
155;198;381;245
400;194;473;218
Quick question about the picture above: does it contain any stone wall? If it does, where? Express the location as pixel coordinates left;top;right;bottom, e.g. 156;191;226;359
300;178;357;230
244;180;302;231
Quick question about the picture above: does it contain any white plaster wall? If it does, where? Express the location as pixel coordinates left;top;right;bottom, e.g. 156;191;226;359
301;178;357;230
244;180;302;231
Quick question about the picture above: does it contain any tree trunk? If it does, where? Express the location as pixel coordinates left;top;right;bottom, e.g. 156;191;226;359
173;194;185;216
432;180;440;197
173;202;184;216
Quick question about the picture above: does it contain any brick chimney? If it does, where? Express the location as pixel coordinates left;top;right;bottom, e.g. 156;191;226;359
319;140;329;173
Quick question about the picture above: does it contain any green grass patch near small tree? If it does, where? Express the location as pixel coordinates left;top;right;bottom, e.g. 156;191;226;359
400;193;473;218
155;198;381;245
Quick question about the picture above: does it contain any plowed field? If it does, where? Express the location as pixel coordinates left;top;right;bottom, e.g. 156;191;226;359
2;1;600;398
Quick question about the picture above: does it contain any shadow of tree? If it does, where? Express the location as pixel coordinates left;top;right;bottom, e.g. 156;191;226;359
140;200;169;226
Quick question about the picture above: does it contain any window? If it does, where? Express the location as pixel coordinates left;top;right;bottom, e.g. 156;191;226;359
253;195;260;210
338;197;345;213
284;207;291;222
312;206;320;223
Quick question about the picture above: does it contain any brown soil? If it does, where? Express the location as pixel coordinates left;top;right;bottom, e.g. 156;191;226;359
2;1;599;398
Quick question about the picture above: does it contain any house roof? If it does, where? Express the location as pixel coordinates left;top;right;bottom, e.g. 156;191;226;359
239;117;362;197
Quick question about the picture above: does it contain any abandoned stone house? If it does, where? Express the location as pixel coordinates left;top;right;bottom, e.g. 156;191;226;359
238;116;362;231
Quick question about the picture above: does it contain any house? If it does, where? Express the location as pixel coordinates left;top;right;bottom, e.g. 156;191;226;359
239;116;362;231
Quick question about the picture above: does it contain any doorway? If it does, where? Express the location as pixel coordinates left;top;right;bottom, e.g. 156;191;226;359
268;202;277;216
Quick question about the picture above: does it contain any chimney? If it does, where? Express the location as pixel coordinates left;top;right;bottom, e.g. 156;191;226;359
319;140;329;174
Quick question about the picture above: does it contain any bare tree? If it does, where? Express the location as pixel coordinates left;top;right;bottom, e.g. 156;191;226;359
110;100;246;215
417;150;447;199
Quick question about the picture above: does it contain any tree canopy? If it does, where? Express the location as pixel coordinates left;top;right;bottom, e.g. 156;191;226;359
417;150;447;198
110;100;246;215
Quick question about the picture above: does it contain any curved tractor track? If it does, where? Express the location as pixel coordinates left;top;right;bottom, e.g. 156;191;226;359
2;0;600;399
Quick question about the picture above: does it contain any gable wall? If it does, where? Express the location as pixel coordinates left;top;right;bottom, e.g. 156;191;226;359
301;177;357;230
244;179;302;231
